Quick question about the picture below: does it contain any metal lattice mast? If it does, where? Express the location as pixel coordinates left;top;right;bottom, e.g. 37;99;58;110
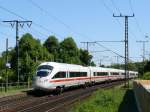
3;20;32;84
113;14;134;88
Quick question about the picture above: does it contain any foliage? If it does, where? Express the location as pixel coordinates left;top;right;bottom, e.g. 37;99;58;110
79;49;93;66
9;33;53;82
142;72;150;80
109;62;138;71
70;87;126;112
0;52;15;82
59;37;81;64
44;36;59;53
43;36;59;61
144;61;150;73
0;33;95;82
108;61;145;76
90;61;96;66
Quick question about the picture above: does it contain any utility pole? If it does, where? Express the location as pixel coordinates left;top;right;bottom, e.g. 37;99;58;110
81;40;124;52
81;41;96;66
99;56;109;67
114;56;119;64
113;13;134;88
5;38;8;92
81;41;96;52
99;59;102;67
136;40;148;62
3;20;32;85
136;40;148;75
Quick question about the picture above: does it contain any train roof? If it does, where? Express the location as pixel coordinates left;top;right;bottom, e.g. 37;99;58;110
39;62;138;73
40;62;83;67
39;62;90;72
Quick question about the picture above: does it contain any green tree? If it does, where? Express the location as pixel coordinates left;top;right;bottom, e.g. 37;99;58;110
19;52;37;82
11;33;53;82
43;36;59;53
90;61;96;66
59;37;81;64
0;33;96;82
43;36;59;61
142;72;150;80
0;57;5;82
144;61;150;73
0;50;15;82
79;49;93;66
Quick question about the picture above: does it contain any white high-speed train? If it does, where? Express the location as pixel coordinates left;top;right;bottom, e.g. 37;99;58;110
33;62;138;91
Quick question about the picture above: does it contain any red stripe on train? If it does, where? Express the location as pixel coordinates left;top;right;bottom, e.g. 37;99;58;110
49;76;118;83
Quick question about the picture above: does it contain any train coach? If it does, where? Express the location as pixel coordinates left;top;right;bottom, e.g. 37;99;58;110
32;62;138;91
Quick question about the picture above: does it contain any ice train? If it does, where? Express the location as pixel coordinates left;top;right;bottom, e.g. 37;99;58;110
33;62;138;91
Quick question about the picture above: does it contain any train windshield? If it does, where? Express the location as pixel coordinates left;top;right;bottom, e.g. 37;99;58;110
37;65;53;71
37;71;49;77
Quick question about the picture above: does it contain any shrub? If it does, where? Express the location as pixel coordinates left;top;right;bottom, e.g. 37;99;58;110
142;72;150;80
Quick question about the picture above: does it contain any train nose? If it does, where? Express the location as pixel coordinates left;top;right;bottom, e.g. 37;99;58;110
33;77;49;89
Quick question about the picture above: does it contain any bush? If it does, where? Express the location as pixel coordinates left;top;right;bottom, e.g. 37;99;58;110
142;72;150;80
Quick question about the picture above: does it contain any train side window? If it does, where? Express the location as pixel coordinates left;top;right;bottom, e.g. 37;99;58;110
121;73;125;75
69;72;76;77
52;72;66;79
111;72;119;75
69;72;87;77
80;72;87;77
130;73;135;75
97;72;108;76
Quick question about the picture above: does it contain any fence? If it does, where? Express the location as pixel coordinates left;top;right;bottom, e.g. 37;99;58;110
0;82;32;92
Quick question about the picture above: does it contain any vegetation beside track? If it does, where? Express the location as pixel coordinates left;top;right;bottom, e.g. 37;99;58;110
70;85;139;112
0;83;31;97
142;72;150;80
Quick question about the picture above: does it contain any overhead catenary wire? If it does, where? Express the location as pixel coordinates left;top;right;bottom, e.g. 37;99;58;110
0;5;63;39
95;42;125;59
110;0;137;38
101;0;123;30
128;0;145;37
0;1;137;65
28;0;72;31
110;0;121;14
101;0;143;64
101;0;137;40
81;40;128;63
21;26;49;40
0;31;12;37
27;0;93;41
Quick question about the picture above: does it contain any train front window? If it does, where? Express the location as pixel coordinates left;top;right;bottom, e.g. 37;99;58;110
37;65;53;71
37;71;49;77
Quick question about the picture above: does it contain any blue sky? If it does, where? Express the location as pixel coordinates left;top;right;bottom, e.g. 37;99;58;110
0;0;149;65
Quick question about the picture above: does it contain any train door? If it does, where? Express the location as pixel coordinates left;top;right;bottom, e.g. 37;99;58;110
88;67;92;83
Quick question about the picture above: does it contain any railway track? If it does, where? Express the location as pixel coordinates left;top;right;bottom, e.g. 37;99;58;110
0;80;124;112
0;93;28;106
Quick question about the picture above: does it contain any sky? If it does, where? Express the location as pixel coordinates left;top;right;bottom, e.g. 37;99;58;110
0;0;150;66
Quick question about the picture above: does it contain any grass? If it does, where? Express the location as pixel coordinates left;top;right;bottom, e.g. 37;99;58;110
0;85;30;96
69;85;139;112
